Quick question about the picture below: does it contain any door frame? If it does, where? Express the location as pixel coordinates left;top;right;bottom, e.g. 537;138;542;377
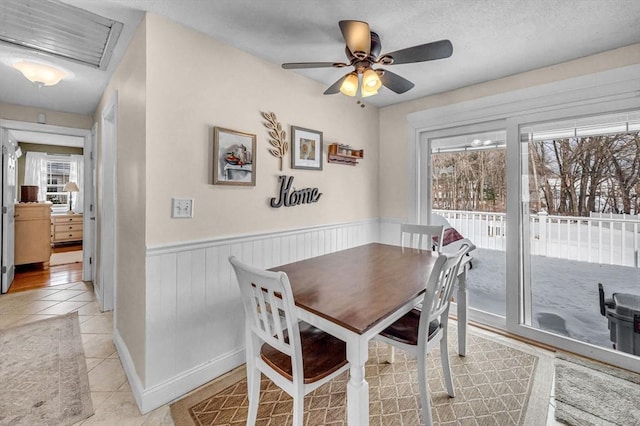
98;92;117;312
83;124;98;283
0;120;92;291
0;129;18;293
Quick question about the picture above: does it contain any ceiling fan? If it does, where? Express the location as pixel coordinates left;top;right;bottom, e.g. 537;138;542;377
282;20;453;98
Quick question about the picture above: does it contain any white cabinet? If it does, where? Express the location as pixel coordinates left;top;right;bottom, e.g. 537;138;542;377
15;203;52;268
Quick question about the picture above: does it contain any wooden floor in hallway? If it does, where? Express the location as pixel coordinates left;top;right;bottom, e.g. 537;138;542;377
9;244;83;293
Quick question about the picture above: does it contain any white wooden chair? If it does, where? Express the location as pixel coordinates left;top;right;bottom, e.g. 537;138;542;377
400;223;444;251
229;256;350;426
376;243;472;426
387;223;446;362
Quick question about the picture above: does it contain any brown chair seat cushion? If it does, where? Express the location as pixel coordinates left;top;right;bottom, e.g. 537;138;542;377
379;308;440;346
260;321;348;384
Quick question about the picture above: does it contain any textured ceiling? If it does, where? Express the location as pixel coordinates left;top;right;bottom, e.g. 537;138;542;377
0;0;639;115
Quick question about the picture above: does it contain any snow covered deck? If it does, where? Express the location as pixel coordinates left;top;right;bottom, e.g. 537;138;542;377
432;210;639;350
466;247;639;350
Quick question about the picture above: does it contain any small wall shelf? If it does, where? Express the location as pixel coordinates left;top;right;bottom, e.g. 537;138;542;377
327;143;364;166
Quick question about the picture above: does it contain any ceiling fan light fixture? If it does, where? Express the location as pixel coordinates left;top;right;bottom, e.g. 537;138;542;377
340;73;359;96
13;60;67;86
362;69;382;91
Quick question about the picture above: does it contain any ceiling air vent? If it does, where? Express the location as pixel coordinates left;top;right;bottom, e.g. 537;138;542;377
0;0;123;70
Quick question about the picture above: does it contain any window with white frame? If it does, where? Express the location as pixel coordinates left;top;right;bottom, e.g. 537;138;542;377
45;157;71;209
23;151;84;214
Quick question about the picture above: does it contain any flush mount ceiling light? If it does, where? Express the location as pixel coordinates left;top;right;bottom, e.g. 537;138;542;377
13;61;67;86
0;0;123;70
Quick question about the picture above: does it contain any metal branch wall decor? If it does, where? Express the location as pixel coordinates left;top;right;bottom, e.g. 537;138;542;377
262;112;288;171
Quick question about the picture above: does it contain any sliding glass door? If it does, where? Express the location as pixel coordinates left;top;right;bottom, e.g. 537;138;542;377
519;111;640;360
417;107;640;372
421;125;507;324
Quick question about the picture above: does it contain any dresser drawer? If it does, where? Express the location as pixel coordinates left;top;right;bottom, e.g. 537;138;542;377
54;230;83;242
52;215;83;224
54;223;83;232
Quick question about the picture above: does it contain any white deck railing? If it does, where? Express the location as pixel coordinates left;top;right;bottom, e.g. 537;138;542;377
434;209;640;268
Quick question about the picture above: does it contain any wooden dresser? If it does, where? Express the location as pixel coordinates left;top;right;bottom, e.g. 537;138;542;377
51;213;84;245
15;203;52;268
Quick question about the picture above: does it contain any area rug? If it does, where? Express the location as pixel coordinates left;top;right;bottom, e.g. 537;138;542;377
170;327;553;425
0;312;94;425
49;250;83;266
554;353;640;425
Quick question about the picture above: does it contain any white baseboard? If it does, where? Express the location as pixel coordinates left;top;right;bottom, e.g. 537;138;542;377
115;327;246;414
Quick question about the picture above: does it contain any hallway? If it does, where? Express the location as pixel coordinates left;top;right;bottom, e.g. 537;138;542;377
0;280;173;424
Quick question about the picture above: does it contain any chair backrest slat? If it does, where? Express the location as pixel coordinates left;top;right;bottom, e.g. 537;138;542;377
230;257;302;362
266;290;286;343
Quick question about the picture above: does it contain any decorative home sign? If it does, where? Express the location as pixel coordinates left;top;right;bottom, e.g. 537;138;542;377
270;175;322;208
291;126;323;170
261;112;288;171
213;127;256;186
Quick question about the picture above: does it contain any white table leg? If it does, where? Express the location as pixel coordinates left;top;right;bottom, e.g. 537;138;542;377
346;337;369;426
457;262;469;356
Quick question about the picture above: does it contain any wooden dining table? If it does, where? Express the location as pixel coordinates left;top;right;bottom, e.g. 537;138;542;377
271;242;471;426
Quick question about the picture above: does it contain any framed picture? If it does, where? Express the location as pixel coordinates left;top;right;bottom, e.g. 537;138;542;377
213;127;256;186
291;126;323;170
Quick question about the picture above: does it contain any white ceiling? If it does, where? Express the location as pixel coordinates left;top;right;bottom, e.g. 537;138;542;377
1;0;639;116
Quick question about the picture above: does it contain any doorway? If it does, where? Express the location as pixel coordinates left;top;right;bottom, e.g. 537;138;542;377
0;120;93;294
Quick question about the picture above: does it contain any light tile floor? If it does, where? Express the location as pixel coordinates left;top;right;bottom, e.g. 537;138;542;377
0;282;173;425
1;281;563;426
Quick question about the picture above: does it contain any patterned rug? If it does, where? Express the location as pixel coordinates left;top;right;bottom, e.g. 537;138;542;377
0;312;94;425
170;327;553;425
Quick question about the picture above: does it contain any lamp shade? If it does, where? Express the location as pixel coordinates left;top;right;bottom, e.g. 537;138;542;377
63;181;80;192
339;73;359;97
362;69;382;92
13;61;67;86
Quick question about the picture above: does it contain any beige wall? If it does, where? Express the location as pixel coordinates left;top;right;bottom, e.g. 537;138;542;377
0;103;93;129
98;13;380;386
144;14;379;246
379;43;640;220
94;16;148;383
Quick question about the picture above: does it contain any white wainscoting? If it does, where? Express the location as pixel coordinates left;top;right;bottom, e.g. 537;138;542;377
379;218;403;246
124;219;379;413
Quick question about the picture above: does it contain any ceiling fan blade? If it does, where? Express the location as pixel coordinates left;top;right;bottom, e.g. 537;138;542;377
378;70;415;94
323;73;351;95
339;20;370;58
381;39;453;65
282;62;346;69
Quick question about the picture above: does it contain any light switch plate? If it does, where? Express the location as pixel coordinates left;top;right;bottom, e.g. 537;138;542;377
172;198;193;218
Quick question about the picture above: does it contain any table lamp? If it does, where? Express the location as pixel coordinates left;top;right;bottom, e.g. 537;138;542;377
63;181;80;213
